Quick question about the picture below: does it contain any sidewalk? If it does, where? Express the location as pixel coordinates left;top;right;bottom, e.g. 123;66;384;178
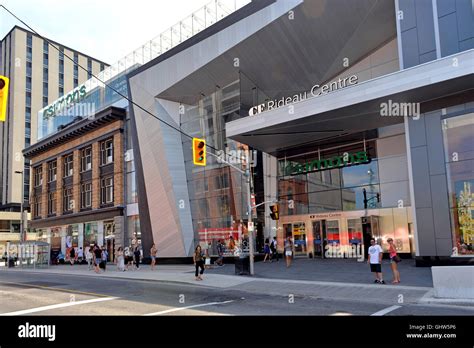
1;260;443;306
208;258;434;287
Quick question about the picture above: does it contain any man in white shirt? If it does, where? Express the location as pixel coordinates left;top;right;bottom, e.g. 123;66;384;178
367;238;385;284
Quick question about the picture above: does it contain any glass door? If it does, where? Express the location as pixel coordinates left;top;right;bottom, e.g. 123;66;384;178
326;220;340;257
292;222;307;257
312;220;325;258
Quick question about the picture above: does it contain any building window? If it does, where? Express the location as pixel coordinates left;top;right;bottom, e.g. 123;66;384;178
215;172;230;190
101;177;114;205
43;53;48;66
43;67;48;80
26;34;32;47
25;91;31;106
26;61;32;76
25;107;31;122
81;182;92;208
58;86;64;96
87;58;92;78
34;166;43;187
33;195;41;218
442;113;474;257
48;191;56;215
63;188;73;212
63;154;73;177
100;139;113;165
81;146;92;172
48;160;57;182
26;46;32;61
74;78;78;88
100;63;105;72
43;40;48;52
26;76;32;90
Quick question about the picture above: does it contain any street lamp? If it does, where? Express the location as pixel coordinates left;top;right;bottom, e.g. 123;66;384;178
14;170;24;243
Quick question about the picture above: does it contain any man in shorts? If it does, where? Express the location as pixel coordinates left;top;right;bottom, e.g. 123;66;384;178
367;238;385;284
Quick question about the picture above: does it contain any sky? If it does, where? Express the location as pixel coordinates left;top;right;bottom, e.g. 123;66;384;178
0;0;239;64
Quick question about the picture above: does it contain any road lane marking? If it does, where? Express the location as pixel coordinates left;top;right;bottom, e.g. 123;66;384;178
1;297;118;316
0;281;110;298
144;300;234;316
370;305;402;316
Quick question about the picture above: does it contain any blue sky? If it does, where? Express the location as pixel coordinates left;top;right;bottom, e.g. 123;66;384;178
0;0;229;64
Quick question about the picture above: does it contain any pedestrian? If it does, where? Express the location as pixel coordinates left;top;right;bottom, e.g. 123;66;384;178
193;245;205;281
216;239;224;266
387;238;401;284
271;236;279;262
263;238;271;262
77;247;84;264
69;247;75;265
150;243;157;270
116;247;125;272
93;245;102;274
85;246;93;270
367;238;385;284
124;246;133;270
101;246;108;272
284;236;293;268
133;245;141;270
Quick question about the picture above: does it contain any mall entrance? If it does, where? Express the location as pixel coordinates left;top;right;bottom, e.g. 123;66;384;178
278;209;410;260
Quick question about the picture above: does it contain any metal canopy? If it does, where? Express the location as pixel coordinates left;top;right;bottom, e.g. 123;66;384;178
157;0;396;105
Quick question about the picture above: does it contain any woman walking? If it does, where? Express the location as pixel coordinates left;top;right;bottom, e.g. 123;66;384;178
193;245;205;281
284;236;293;268
387;238;401;283
263;238;271;263
69;247;75;265
116;247;125;272
133;245;141;270
93;245;102;274
150;243;157;270
85;246;93;270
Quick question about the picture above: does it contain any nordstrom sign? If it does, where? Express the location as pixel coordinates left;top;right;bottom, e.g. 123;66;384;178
249;75;358;116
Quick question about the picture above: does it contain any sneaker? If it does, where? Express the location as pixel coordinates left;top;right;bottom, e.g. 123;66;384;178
374;279;380;283
379;280;386;284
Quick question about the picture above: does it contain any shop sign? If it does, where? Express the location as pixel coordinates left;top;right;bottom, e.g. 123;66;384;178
284;150;370;176
43;85;88;119
249;75;358;116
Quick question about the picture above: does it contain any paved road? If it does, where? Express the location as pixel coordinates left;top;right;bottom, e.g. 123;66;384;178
0;271;472;316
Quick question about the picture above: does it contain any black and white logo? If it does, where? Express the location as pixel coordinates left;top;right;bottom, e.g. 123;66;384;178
18;322;56;341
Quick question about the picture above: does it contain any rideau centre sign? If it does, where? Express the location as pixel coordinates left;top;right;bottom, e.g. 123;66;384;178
284;150;370;176
249;75;358;116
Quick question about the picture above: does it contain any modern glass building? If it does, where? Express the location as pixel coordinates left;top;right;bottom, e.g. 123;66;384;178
127;0;473;264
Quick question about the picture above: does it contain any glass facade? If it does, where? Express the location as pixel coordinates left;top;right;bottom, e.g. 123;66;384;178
277;141;380;215
276;138;413;257
442;112;474;256
180;79;252;253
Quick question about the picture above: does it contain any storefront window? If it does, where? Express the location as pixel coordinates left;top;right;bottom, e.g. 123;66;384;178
84;222;98;248
442;113;474;256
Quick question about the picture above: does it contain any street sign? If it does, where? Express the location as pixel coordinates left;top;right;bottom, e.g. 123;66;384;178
248;221;254;232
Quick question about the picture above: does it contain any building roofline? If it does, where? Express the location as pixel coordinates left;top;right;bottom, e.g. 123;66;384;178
127;0;276;80
23;106;126;158
1;25;110;66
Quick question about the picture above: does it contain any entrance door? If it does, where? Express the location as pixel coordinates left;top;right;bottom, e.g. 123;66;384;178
312;220;326;258
292;223;307;257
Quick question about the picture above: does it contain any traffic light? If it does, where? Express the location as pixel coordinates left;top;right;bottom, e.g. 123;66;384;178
0;75;9;122
270;204;279;220
192;138;206;166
